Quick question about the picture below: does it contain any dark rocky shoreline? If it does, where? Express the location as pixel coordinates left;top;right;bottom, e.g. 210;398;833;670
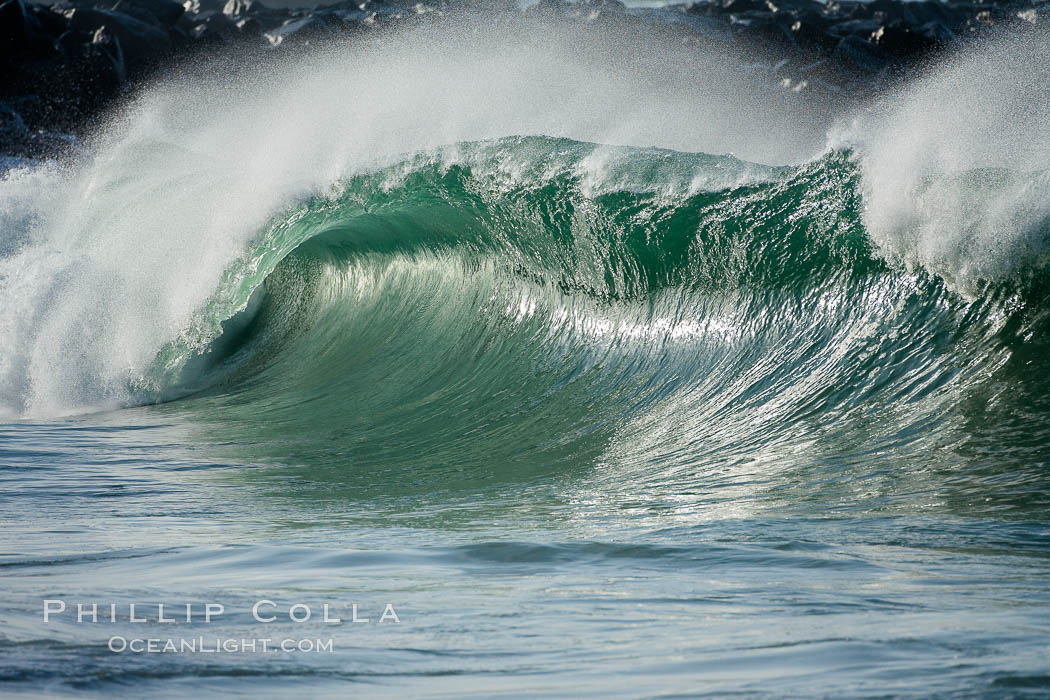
1;0;1047;159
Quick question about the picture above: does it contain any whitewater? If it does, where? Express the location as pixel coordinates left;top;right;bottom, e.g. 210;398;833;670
1;16;1050;699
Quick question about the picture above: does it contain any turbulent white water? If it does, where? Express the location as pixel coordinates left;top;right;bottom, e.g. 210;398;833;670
0;19;1048;418
846;30;1050;295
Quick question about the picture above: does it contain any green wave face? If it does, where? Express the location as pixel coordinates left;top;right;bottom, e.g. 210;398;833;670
157;136;1050;514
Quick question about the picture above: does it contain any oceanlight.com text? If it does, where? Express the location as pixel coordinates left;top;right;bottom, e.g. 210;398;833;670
107;636;335;654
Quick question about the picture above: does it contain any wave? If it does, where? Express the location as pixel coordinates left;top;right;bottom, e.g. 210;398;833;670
142;136;1048;484
1;21;1049;495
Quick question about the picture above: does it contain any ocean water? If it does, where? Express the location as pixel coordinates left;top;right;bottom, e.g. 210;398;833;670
2;21;1050;699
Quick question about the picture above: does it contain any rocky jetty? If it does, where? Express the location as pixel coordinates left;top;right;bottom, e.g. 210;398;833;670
1;0;1047;158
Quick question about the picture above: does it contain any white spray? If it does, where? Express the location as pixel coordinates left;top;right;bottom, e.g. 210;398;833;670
847;29;1050;295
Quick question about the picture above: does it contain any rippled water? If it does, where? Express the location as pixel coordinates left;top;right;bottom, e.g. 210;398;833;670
3;411;1050;697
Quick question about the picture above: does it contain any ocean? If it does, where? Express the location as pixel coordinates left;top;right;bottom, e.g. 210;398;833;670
1;20;1049;699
